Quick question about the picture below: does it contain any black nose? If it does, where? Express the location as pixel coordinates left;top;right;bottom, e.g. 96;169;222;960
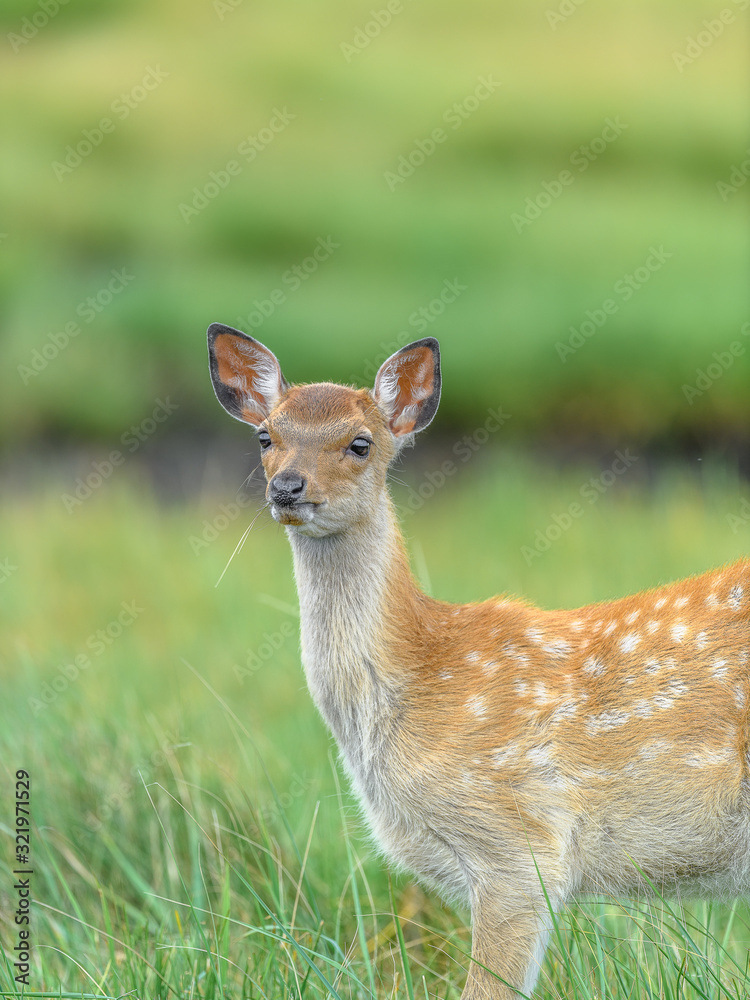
268;471;306;507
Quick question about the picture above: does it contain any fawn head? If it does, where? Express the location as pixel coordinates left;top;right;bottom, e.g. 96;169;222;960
207;323;441;536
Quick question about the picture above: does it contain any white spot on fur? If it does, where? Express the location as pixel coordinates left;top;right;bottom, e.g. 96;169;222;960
706;593;719;608
644;658;661;675
439;670;453;680
686;747;735;768
527;744;554;767
586;709;630;734
711;659;728;680
674;596;689;608
694;630;709;650
527;628;543;644
466;651;481;664
549;701;578;724
569;620;583;631
492;743;520;767
728;585;744;610
501;643;529;668
625;609;641;624
604;621;617;635
582;656;605;677
543;638;571;658
513;679;529;696
639;739;673;759
620;633;641;653
734;685;746;709
633;699;653;719
671;623;687;643
652;693;675;710
654;597;667;610
466;694;487;717
532;682;553;705
482;659;499;677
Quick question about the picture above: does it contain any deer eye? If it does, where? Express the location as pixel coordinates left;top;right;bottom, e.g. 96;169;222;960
258;430;272;450
348;437;371;458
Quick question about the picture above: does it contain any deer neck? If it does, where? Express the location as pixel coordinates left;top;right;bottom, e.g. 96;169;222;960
286;495;413;768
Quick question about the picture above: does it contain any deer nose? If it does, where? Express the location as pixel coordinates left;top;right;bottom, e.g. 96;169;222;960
268;471;306;507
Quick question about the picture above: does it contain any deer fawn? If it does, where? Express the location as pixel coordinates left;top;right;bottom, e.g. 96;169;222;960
207;322;750;999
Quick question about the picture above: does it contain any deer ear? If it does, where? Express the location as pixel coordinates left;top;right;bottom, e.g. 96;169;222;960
207;323;289;426
373;338;441;437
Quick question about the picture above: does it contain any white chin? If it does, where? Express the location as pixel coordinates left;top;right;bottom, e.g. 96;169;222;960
271;503;335;537
270;503;311;523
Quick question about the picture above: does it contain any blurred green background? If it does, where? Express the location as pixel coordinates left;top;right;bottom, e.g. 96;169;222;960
1;0;748;454
1;0;750;995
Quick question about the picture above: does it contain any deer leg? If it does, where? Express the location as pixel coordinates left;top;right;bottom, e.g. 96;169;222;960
461;889;558;1000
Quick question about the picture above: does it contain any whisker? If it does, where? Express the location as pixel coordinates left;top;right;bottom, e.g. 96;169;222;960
214;503;270;588
237;462;262;495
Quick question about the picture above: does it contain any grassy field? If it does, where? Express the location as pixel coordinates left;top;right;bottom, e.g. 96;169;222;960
1;453;750;997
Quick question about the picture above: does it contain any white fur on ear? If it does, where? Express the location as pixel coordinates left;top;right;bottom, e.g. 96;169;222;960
374;338;441;438
208;323;288;426
226;337;284;419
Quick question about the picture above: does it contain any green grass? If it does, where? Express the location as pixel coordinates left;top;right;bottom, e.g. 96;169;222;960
1;454;750;996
